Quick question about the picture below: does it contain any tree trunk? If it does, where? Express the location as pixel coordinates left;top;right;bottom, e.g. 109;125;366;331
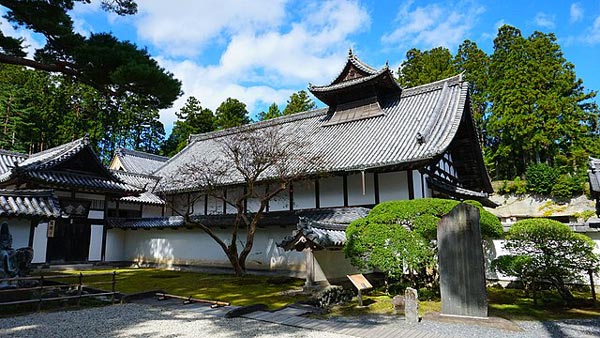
551;277;574;305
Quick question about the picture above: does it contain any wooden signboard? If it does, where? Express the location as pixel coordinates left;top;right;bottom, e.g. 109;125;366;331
47;220;55;238
347;274;372;306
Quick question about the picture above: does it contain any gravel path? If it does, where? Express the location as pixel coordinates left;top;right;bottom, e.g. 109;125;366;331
0;304;352;338
0;304;599;338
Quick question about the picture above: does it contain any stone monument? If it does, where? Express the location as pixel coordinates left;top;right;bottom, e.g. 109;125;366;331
404;287;419;324
437;203;488;318
0;222;34;288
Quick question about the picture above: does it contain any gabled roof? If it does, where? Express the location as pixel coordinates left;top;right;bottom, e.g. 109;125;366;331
111;148;168;175
112;170;164;205
278;207;370;251
0;150;27;175
0;138;140;194
0;189;61;218
155;74;482;194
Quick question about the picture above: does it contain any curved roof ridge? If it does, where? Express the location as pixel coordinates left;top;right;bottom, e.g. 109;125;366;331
116;148;169;162
309;67;391;92
110;169;161;180
401;73;464;97
0;149;28;158
189;108;328;143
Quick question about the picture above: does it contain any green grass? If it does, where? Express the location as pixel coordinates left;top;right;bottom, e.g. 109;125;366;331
53;268;308;309
325;287;600;321
40;268;600;321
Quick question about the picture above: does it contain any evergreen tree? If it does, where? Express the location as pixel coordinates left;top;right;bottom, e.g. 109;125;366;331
163;96;215;156
214;98;250;130
0;1;181;110
258;102;282;121
397;47;457;87
282;90;316;115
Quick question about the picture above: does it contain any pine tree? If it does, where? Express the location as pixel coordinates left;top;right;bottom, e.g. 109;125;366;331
214;98;250;130
282;90;316;115
258;103;282;121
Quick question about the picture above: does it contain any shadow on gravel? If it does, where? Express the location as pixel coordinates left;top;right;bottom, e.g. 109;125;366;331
541;319;600;338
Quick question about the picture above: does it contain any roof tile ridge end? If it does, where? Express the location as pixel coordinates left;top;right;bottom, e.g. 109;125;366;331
401;73;464;96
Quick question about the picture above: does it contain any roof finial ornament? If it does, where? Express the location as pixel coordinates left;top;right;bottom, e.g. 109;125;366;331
385;60;389;68
83;133;90;145
348;47;353;57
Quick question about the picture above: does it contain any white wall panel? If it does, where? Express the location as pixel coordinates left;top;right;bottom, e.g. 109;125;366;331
378;171;409;202
319;176;344;207
32;222;48;263
347;173;375;206
88;225;103;261
105;229;125;262
293;180;316;210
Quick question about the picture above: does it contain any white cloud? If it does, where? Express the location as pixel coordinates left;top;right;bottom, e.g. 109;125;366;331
382;1;485;50
0;16;44;58
534;12;555;29
152;0;370;128
581;15;600;44
133;0;288;57
570;3;584;23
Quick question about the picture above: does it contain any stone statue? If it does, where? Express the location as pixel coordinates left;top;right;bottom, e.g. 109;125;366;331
0;222;34;288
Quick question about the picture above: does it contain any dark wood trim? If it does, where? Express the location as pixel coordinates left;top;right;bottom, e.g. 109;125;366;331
265;185;270;212
407;170;415;200
187;193;191;212
421;172;425;198
204;194;208;215
28;219;36;248
315;179;320;209
223;189;227;214
161;205;165;217
343;174;349;207
289;183;294;211
100;225;108;262
243;186;248;213
374;172;380;204
139;203;143;215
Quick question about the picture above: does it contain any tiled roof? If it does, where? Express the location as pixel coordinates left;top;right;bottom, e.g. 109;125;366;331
112;170;164;205
113;148;168;175
0;150;27;175
0;189;61;218
589;157;600;194
155;74;474;193
309;66;398;93
0;138;141;194
278;207;370;251
107;207;369;230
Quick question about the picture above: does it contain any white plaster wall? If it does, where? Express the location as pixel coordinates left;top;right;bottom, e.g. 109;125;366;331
293;180;316;209
32;222;48;263
171;194;189;215
206;195;222;215
319;176;344;207
1;218;30;248
88;225;103;261
142;205;164;218
347;173;375;206
121;226;305;272
313;250;360;282
412;170;424;199
88;210;104;219
379;171;409;202
119;202;141;211
269;189;289;211
226;187;243;214
105;229;125;261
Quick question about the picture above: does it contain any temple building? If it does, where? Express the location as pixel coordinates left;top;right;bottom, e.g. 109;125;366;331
0;52;495;285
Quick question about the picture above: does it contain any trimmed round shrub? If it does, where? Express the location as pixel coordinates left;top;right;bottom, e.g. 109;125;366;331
526;163;558;195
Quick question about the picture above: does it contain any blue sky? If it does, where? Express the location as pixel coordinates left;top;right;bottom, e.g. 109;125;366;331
2;1;600;133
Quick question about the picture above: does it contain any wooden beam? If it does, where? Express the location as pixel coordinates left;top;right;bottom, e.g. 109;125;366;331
374;172;380;204
407;170;415;200
315;179;320;209
343;174;349;207
28;219;36;248
289;183;294;211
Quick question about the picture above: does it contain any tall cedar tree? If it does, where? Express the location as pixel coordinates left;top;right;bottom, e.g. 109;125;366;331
282;90;316;115
0;0;181;110
396;25;599;180
258;103;282;121
163;96;215;156
214;98;250;130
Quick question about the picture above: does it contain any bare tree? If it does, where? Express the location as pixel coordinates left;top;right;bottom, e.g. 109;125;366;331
162;125;320;276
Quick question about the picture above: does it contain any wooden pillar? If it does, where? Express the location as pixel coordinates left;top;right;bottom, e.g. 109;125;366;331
343;174;349;207
101;195;109;262
407;170;415;200
315;179;320;209
374;172;380;204
289;183;294;211
28;219;36;248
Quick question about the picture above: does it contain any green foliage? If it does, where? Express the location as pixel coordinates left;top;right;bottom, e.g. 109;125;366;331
526;164;559;195
573;210;596;222
0;1;181;110
551;174;581;201
282;90;316;116
493;218;599;303
214;98;250;130
397;47;457;87
345;198;502;288
163;96;215;156
258;102;283;121
498;177;527;195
